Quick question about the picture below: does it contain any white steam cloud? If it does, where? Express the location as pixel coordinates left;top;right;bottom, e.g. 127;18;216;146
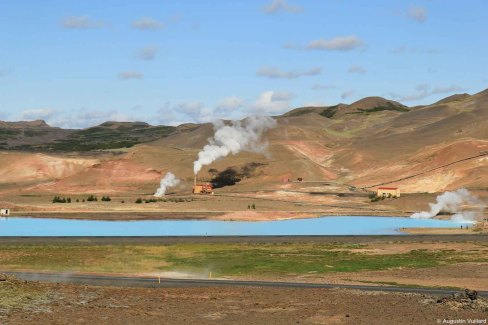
411;188;485;222
154;172;180;197
193;116;277;175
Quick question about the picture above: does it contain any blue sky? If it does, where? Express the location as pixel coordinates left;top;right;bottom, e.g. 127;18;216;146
0;0;487;128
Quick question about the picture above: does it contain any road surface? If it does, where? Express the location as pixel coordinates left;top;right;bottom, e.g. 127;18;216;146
4;271;487;298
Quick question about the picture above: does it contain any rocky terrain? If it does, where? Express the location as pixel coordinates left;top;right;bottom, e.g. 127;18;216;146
1;273;487;325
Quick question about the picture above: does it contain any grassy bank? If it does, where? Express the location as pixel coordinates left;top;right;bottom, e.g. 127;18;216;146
1;242;487;276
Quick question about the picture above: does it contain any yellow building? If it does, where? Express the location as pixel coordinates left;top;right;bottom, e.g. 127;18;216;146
192;183;213;194
377;187;400;198
0;208;10;216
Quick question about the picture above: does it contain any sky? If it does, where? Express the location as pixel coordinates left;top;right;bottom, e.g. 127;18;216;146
0;0;487;128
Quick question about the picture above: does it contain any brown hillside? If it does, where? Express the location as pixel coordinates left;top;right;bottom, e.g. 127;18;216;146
1;89;487;196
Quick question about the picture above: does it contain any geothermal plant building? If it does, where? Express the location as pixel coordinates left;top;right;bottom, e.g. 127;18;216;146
192;176;214;194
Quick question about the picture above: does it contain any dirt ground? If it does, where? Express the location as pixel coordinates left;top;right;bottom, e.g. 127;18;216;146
1;276;487;325
0;191;476;221
2;179;487;226
279;263;488;291
0;187;443;221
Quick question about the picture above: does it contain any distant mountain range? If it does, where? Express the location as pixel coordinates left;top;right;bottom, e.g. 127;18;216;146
1;89;487;194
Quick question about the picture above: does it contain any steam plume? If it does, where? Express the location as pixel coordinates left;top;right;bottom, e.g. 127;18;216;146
154;172;180;197
193;116;277;175
410;188;485;222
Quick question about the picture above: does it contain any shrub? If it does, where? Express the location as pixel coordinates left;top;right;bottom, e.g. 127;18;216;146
135;198;143;204
87;195;98;202
101;196;111;202
319;105;339;118
52;196;67;203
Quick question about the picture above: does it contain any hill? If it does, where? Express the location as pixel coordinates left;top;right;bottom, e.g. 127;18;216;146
283;97;408;119
0;120;176;151
0;90;487;196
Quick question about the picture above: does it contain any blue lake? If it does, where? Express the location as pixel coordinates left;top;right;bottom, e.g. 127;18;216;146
0;216;468;236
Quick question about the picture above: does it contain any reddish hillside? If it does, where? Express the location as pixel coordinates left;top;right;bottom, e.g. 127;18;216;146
1;89;487;195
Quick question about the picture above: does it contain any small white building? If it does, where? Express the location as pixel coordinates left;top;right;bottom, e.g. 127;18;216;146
0;208;10;216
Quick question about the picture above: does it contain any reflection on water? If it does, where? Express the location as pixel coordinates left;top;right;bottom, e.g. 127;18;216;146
0;216;468;237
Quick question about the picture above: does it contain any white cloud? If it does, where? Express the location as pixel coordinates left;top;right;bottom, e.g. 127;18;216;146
305;35;364;51
391;84;465;102
137;46;158;61
270;91;294;101
173;99;249;123
341;90;355;100
18;108;134;129
396;93;428;102
251;91;294;114
176;102;205;115
389;46;441;55
175;102;219;123
118;71;144;80
408;6;427;23
61;16;105;29
154;102;212;126
263;0;302;14
431;85;465;95
348;65;367;74
73;110;132;128
16;91;295;128
415;84;429;92
153;103;183;126
132;17;164;30
21;109;56;121
256;67;322;79
216;97;246;112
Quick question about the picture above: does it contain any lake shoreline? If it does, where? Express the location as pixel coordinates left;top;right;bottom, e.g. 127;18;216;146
400;225;483;235
9;210;411;222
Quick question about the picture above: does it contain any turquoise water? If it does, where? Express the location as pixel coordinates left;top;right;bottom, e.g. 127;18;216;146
0;216;467;236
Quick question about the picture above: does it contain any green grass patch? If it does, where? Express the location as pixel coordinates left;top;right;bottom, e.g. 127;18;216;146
159;245;457;276
350;103;409;115
0;242;486;277
7;122;176;152
0;280;51;313
319;105;339;118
